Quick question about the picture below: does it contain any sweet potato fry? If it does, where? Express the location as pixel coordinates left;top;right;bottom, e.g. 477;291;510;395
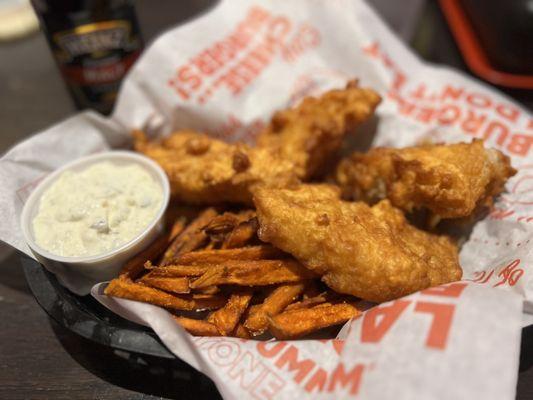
203;210;256;245
143;264;211;278
105;279;225;311
244;283;305;335
195;286;220;295
197;313;251;338
192;291;220;299
284;293;328;311
139;276;190;294
161;208;217;265
234;324;251;339
174;316;220;336
173;245;285;265
169;216;187;241
211;292;253;335
190;260;316;289
268;303;360;339
203;213;240;236
119;233;171;280
222;217;258;249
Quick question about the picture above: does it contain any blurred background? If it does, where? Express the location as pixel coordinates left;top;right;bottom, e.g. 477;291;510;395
1;0;531;156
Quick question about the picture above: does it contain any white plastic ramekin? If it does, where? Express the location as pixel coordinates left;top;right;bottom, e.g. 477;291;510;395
20;151;170;292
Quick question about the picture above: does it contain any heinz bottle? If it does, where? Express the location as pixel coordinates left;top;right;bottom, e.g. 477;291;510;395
31;0;143;115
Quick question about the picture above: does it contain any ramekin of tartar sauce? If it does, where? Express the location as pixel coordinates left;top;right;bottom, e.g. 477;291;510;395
20;151;170;291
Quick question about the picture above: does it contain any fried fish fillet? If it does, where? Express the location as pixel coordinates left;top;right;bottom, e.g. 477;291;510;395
334;139;515;220
134;80;380;205
134;130;299;204
254;185;461;302
257;80;381;179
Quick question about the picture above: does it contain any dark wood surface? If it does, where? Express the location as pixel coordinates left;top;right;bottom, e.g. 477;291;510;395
0;1;531;399
0;253;221;400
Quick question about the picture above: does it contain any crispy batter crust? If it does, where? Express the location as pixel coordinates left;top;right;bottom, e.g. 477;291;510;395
254;185;462;302
134;130;299;205
335;139;516;219
257;80;381;179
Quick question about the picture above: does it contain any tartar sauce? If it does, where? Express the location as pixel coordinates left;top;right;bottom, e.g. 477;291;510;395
32;161;163;257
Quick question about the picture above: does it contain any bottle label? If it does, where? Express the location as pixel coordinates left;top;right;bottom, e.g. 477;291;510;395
54;21;134;60
51;20;142;113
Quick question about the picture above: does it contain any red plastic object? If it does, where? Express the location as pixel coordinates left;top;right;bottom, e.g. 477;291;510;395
439;0;533;89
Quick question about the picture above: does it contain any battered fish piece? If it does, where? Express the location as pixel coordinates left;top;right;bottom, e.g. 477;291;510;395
134;130;299;204
134;80;381;205
254;185;461;302
335;140;516;220
257;80;381;179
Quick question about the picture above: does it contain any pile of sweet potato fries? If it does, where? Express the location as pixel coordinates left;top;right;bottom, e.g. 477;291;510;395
105;206;360;339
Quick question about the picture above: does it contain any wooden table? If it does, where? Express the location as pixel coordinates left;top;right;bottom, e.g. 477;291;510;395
0;1;531;399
